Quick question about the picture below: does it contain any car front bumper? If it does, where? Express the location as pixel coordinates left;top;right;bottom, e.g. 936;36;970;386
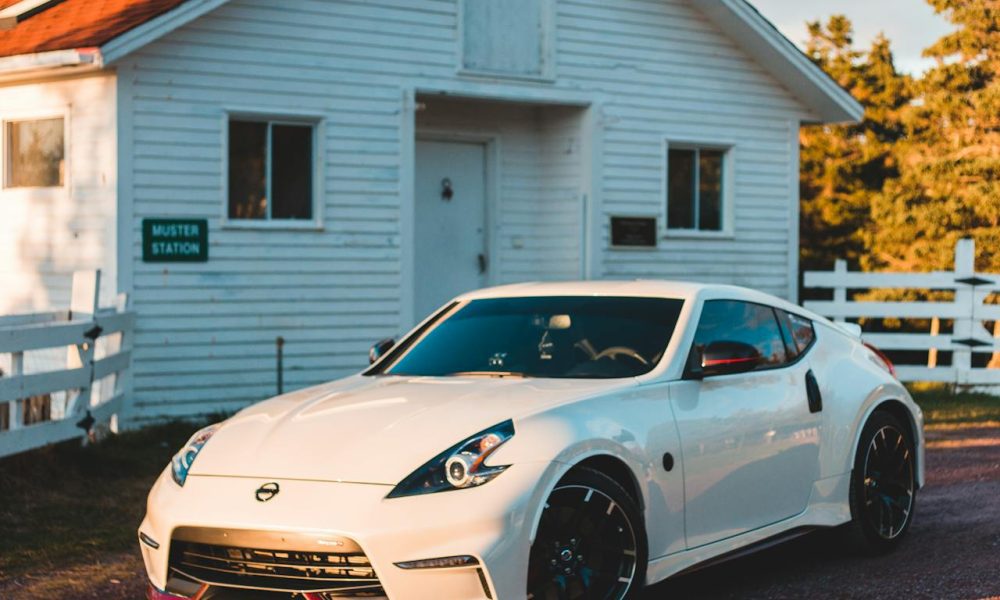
139;461;555;600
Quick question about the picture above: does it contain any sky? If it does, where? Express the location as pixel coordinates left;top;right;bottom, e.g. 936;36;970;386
749;0;956;74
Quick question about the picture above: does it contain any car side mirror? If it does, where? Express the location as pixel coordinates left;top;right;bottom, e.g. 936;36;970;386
369;337;395;364
699;340;761;378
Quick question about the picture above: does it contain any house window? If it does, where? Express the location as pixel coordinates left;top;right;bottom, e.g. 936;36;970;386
4;117;65;188
667;147;726;232
228;119;314;221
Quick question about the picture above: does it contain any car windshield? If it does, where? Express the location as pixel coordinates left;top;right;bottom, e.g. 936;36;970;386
378;296;684;379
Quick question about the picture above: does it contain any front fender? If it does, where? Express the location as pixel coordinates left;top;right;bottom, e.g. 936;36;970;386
490;382;685;559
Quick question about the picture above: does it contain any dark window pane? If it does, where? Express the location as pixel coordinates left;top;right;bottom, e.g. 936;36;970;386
690;300;787;370
6;118;64;187
786;312;816;353
698;149;723;230
271;125;313;220
668;149;695;229
228;120;267;219
385;296;685;379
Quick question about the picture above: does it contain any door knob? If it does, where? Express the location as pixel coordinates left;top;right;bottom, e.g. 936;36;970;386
441;178;454;201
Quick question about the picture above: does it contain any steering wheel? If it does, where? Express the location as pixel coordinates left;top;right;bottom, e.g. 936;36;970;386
593;346;648;366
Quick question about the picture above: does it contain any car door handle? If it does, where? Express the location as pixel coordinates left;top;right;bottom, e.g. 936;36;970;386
805;369;823;413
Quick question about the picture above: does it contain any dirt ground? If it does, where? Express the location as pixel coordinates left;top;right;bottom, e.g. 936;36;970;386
2;424;998;600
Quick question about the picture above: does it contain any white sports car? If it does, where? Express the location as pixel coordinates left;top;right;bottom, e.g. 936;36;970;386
140;281;923;600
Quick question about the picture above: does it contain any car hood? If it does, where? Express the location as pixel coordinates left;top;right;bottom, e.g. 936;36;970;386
189;375;633;484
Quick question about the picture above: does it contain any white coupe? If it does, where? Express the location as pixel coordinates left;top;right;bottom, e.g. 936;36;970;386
140;281;923;600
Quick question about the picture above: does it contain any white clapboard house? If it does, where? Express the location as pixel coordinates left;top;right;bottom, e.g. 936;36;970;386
0;0;861;423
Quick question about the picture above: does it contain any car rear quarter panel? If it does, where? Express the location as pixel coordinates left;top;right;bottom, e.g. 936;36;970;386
808;323;925;487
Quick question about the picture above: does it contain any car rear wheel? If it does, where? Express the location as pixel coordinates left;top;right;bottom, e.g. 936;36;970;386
527;467;647;600
843;410;917;554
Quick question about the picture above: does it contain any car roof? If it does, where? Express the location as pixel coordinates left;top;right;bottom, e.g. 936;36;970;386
457;280;805;314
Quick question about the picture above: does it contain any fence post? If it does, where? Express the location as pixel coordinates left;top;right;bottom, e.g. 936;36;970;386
65;271;100;420
832;259;847;323
9;352;23;430
952;239;975;386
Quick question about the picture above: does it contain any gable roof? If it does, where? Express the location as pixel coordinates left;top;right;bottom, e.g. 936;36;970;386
0;0;862;123
692;0;863;123
0;0;186;57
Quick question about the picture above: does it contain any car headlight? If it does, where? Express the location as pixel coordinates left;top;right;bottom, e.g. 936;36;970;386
387;420;515;498
170;424;221;487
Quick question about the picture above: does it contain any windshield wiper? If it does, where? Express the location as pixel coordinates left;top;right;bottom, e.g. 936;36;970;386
448;371;528;378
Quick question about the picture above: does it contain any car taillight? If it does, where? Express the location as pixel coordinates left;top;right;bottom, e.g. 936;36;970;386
863;342;896;378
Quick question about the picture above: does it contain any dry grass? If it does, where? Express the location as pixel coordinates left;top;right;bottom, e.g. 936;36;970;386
0;420;203;589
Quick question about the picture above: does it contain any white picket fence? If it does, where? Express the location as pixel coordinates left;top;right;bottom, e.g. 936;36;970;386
0;271;135;458
804;239;1000;387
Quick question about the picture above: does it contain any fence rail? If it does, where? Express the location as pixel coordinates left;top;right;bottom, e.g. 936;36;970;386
804;239;1000;387
0;271;134;458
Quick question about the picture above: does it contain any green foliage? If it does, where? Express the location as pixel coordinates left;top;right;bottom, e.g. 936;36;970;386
802;3;1000;274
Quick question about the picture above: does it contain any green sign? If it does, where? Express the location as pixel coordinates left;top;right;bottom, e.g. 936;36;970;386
142;219;208;262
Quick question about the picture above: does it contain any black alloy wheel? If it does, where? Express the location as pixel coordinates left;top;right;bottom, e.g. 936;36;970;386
844;410;917;553
527;468;647;600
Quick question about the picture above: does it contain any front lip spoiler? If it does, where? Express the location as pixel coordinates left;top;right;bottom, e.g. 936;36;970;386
146;582;208;600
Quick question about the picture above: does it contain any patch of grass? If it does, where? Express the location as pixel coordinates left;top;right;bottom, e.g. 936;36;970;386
0;420;204;580
908;384;1000;427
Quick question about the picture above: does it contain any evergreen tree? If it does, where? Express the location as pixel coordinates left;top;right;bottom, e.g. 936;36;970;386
865;0;1000;272
799;17;912;273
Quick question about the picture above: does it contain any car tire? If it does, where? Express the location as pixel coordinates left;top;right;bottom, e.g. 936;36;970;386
842;410;917;555
527;467;648;600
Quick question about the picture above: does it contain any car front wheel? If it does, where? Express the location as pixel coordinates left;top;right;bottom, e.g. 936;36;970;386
527;467;647;600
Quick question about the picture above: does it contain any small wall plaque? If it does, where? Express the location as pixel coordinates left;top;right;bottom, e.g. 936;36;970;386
142;218;209;263
610;216;657;248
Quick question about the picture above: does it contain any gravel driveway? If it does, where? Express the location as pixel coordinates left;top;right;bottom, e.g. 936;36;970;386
3;425;998;599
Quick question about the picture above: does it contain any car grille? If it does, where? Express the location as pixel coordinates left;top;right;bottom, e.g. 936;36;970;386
167;528;384;597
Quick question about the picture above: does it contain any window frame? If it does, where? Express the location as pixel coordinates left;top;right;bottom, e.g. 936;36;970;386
662;139;735;239
1;108;70;193
456;0;557;82
220;109;324;231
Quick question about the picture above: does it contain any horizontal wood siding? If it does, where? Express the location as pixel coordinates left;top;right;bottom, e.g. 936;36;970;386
121;0;807;421
555;0;801;294
0;74;118;315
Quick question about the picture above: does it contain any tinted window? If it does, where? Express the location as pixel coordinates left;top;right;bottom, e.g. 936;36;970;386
382;296;684;379
785;311;816;354
689;300;786;371
775;309;800;360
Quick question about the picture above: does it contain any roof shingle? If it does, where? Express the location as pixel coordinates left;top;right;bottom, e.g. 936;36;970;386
0;0;188;59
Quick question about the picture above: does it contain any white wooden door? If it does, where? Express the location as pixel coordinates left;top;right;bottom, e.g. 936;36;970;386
414;139;488;320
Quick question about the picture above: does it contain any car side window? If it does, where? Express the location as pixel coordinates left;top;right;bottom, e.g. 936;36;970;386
783;311;816;354
690;300;787;371
775;309;800;360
